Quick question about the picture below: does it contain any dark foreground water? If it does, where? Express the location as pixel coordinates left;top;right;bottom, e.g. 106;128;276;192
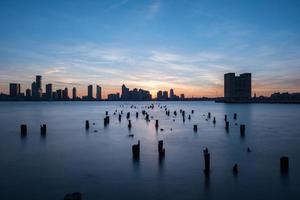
0;101;299;200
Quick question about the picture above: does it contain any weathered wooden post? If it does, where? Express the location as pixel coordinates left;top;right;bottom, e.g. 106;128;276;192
225;121;229;131
119;114;122;122
85;120;89;130
20;124;27;136
240;124;246;136
233;113;237;120
233;163;239;174
208;112;211;118
40;124;46;135
105;111;108;116
213;117;216;124
193;125;198;132
280;156;289;173
132;140;140;158
128;120;132;129
136;112;139;118
155;120;159;129
127;112;130;119
158;140;165;157
224;114;227;121
203;148;210;174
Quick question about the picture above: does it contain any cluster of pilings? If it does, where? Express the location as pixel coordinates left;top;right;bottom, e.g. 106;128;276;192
20;124;47;137
104;116;110;126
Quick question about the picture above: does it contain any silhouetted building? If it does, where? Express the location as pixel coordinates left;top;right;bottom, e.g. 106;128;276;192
63;88;68;100
56;89;62;100
107;93;120;101
36;75;42;98
96;85;102;100
121;84;130;100
170;89;174;99
25;89;31;97
162;91;168;100
157;90;163;100
72;87;77;100
9;83;21;97
88;85;93;100
224;73;251;101
180;94;185;99
120;84;151;101
46;84;52;99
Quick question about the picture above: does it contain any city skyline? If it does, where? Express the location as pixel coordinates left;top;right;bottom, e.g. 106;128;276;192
1;1;300;97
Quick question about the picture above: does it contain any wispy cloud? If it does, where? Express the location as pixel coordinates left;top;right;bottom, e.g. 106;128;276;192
110;0;129;9
146;0;162;19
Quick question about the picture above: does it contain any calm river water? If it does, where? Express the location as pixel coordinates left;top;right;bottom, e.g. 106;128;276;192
0;101;299;200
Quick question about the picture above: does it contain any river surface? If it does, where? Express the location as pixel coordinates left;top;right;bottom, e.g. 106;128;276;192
0;101;299;200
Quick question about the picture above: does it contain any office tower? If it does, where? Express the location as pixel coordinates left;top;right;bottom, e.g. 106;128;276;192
96;85;102;100
88;85;93;100
170;89;174;100
224;73;251;101
63;88;68;99
31;82;36;97
9;83;21;97
36;75;42;98
25;89;31;97
162;91;168;100
72;87;77;100
157;90;162;100
121;84;129;100
46;84;52;99
56;89;62;100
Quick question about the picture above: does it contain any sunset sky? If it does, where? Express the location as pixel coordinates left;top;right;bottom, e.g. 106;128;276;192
0;0;300;98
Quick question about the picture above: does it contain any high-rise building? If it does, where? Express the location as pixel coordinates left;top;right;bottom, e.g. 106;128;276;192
224;73;251;101
9;83;21;97
180;94;185;99
63;88;68;99
46;84;52;99
162;91;168;100
157;90;163;100
72;87;77;100
31;82;37;98
96;85;102;100
121;84;129;100
170;89;174;100
56;89;62;100
36;75;42;98
88;85;93;100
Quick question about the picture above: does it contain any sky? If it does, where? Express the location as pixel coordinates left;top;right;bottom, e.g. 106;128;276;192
0;0;300;98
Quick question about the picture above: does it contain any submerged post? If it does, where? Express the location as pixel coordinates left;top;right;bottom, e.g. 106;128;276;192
85;120;89;130
225;121;229;131
213;117;216;124
127;112;130;119
208;112;211;118
132;140;140;158
203;148;210;174
136;112;139;118
280;156;289;173
193;125;198;132
40;124;46;135
240;124;246;136
155;120;159;129
128;120;132;129
225;114;227;122
234;113;237;120
158;140;165;157
20;124;27;136
119;114;122;122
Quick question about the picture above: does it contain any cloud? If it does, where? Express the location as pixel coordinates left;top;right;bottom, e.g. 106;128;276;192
110;0;129;9
146;0;162;19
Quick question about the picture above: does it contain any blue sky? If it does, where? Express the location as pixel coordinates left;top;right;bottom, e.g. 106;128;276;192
0;0;300;97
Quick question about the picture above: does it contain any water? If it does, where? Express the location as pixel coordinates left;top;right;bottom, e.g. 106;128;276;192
0;101;299;200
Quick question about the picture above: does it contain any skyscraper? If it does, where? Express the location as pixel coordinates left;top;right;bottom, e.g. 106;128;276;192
121;84;129;100
36;75;42;98
25;89;31;97
63;88;68;99
224;73;252;101
9;83;20;97
31;82;37;98
170;89;174;100
162;91;168;100
72;87;77;100
88;85;93;100
157;90;162;100
46;84;52;99
96;85;102;100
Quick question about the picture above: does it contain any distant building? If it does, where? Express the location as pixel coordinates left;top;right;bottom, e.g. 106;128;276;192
162;91;168;100
121;84;130;100
157;90;162;100
170;89;174;99
88;85;93;100
25;89;31;97
56;89;62;100
96;85;102;100
107;93;120;101
63;88;69;100
36;75;42;98
224;73;251;101
9;83;21;97
46;84;52;99
180;94;185;99
72;87;77;100
120;84;151;101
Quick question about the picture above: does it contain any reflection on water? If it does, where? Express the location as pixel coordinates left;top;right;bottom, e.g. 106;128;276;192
0;101;299;200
